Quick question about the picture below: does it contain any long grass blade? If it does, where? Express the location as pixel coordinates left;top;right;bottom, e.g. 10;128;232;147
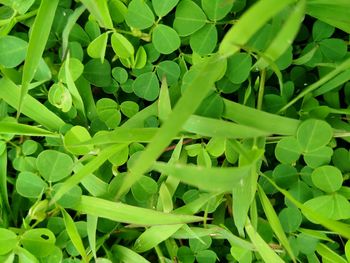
255;0;305;69
279;57;350;113
19;0;59;115
257;185;296;262
152;161;256;192
79;0;113;29
245;219;284;263
316;243;348;263
51;144;127;204
61;5;86;59
116;55;226;198
74;195;203;225
223;99;300;135
183;115;271;138
112;245;150;263
64;53;86;119
262;174;350;239
61;208;88;261
0;78;65;131
0;122;58;137
219;0;294;57
0;147;9;212
87;214;98;260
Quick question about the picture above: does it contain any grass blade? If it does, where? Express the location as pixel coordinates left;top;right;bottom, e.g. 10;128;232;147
79;0;113;29
0;147;9;212
316;243;348;263
223;99;300;135
122;102;158;128
64;53;86;119
152;161;256;192
116;55;226;198
61;208;88;261
219;0;294;57
61;5;86;59
313;69;350;96
74;195;203;225
279;57;350;113
245;219;284;263
0;122;58;137
133;225;183;253
306;0;350;33
87;214;98;259
51;144;127;204
0;78;65;131
255;0;305;69
112;245;150;263
262;174;350;239
183;115;271;138
19;0;59;115
257;185;296;262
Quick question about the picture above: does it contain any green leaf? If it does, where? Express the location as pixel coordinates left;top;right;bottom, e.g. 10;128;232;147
278;207;302;233
226;53;252;84
152;24;180;55
275;137;302;164
133;72;160;101
48;83;72;112
87;32;109;62
19;0;59;114
79;0;113;29
156;60;181;86
83;59;112;87
53;184;82;209
21;229;56;258
125;0;155;30
311;165;343;193
319;38;347;61
173;0;207;36
190;23;217;56
304;194;350;220
64;126;93;155
96;98;121;129
111;32;134;59
152;0;179;17
36;150;73;183
296;119;333;152
0;36;27;68
131;175;158;202
109;0;127;24
120;101;139;118
0;228;17;255
303;146;333;168
196;93;224;118
112;67;128;84
312;20;334;41
158;77;172;122
201;0;234;21
133;46;147;69
16;172;47;198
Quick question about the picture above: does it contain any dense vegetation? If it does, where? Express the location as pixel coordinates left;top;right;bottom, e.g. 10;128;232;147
0;0;350;262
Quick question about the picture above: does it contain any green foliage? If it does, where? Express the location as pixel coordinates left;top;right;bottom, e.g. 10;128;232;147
0;0;350;262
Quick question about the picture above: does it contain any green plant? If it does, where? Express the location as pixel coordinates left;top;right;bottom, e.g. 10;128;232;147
0;0;350;262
